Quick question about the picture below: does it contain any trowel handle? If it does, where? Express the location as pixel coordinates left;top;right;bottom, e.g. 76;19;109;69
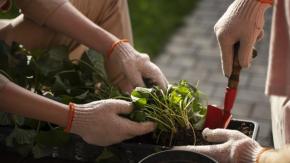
228;42;257;88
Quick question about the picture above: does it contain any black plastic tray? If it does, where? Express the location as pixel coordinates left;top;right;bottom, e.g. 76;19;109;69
0;118;259;163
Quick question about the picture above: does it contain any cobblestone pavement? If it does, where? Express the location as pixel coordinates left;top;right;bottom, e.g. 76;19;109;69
154;0;273;147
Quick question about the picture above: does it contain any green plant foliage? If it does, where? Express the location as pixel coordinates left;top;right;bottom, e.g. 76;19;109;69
0;0;20;19
0;41;122;158
130;80;207;146
0;41;208;159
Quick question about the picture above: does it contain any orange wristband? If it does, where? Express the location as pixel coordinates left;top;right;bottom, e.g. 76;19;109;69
107;39;129;58
64;102;76;132
258;0;273;5
256;147;273;163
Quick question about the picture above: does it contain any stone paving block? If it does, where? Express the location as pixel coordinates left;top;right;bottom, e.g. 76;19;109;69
170;34;195;47
195;59;220;71
165;42;196;56
154;53;172;65
237;74;250;88
198;48;220;60
258;136;273;147
206;96;223;107
197;83;216;98
248;75;267;90
255;119;273;147
212;86;228;99
231;102;254;117
181;68;207;83
170;56;195;69
238;89;269;103
204;71;227;85
248;64;267;77
158;65;183;81
177;25;206;37
250;103;271;121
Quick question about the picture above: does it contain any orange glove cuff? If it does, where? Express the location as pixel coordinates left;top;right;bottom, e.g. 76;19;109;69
107;39;129;58
64;102;75;132
258;0;273;5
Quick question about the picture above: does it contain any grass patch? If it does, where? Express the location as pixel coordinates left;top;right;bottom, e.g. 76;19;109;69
129;0;199;58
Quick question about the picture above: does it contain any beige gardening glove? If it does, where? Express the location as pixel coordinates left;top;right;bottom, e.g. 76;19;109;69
104;42;168;93
174;128;265;163
214;0;271;77
70;99;156;146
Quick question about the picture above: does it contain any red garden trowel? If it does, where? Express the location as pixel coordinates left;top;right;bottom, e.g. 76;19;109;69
204;42;257;129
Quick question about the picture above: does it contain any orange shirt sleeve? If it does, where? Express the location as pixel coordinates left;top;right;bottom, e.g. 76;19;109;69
15;0;69;25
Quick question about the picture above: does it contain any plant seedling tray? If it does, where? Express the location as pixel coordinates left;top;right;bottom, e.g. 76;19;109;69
0;118;258;163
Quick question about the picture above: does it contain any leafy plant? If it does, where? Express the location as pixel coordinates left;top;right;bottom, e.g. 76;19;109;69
0;41;208;160
0;41;122;158
130;80;207;146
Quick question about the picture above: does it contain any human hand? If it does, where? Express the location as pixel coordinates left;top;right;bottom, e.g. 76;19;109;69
214;0;271;77
70;99;156;146
174;128;265;163
104;41;168;93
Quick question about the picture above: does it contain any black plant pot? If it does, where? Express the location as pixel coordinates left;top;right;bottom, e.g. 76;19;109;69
118;118;259;163
139;150;217;163
0;118;258;163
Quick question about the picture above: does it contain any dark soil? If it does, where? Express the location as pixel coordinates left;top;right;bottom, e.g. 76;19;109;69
127;120;255;146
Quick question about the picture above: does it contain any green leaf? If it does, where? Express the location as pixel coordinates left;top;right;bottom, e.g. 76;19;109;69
132;87;153;98
13;115;25;126
6;127;36;147
0;0;20;19
35;46;69;77
0;41;10;71
32;144;53;159
131;87;153;108
129;110;147;122
35;128;70;146
131;96;147;108
169;91;182;105
0;112;12;126
95;148;115;162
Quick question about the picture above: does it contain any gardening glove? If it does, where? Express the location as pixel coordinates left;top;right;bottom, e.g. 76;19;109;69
214;0;271;77
174;128;265;163
70;99;156;146
284;99;290;145
104;42;168;93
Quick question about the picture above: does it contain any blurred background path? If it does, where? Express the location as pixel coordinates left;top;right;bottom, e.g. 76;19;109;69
154;0;273;147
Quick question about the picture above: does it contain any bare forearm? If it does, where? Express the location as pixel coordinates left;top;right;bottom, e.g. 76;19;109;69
0;81;68;127
16;0;119;55
259;146;290;163
46;2;119;55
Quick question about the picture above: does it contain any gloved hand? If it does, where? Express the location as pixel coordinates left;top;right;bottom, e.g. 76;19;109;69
214;0;271;77
104;42;168;93
174;128;265;163
70;99;156;146
284;99;290;144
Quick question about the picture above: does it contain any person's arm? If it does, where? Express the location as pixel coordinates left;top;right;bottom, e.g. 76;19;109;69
174;128;267;163
15;0;168;93
0;74;68;127
15;0;118;55
0;74;156;146
214;0;272;77
259;146;290;163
